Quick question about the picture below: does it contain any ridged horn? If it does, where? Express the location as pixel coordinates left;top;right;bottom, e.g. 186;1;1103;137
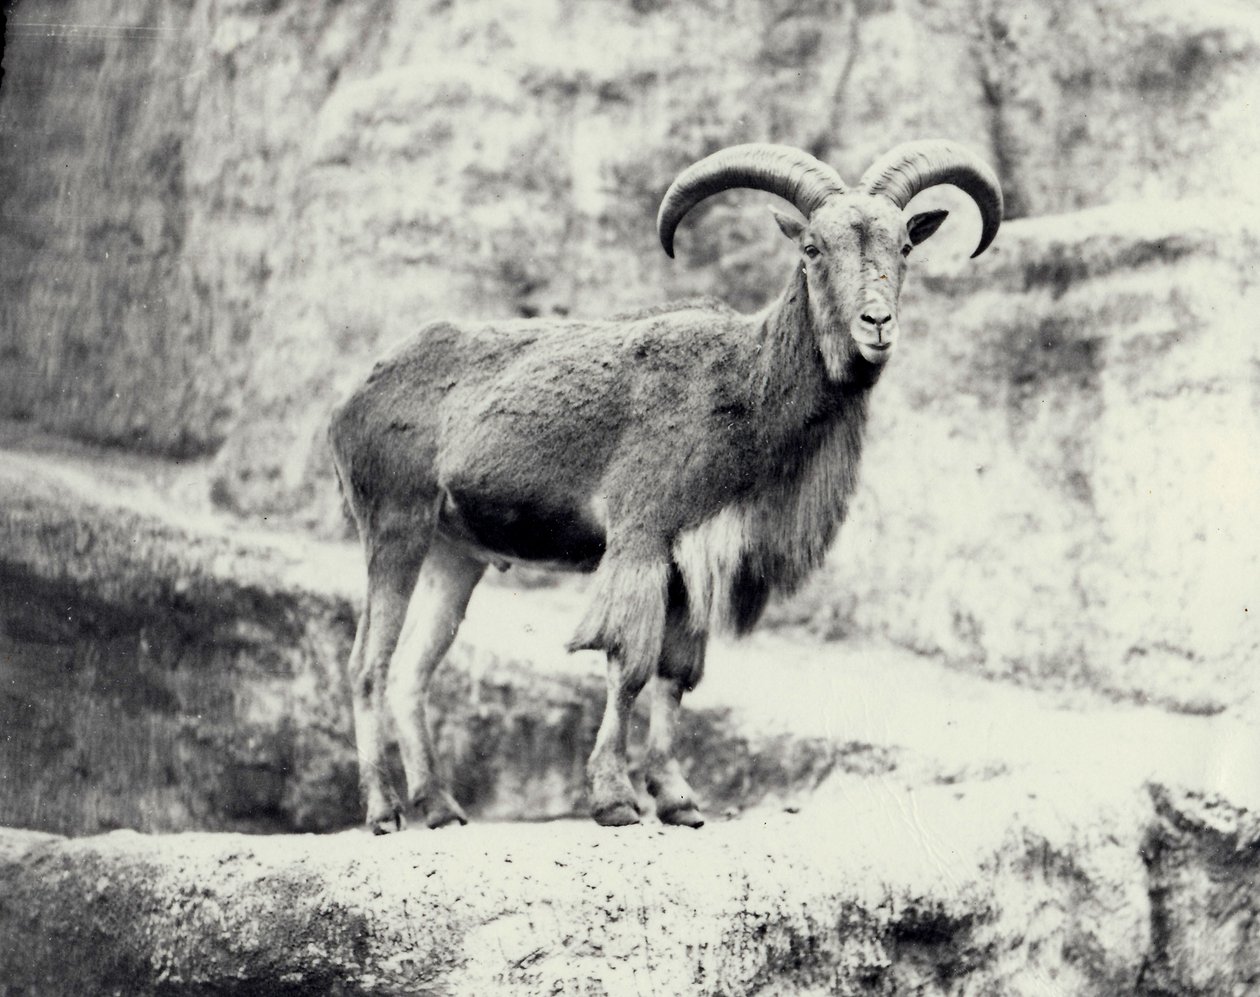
657;144;846;258
858;140;1003;258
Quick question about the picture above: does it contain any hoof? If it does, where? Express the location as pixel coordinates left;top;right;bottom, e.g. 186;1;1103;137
659;804;705;829
369;807;405;836
592;801;641;827
421;790;469;830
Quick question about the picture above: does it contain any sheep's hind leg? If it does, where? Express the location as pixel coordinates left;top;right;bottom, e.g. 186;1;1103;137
645;595;706;828
353;512;434;835
346;610;402;832
386;537;485;829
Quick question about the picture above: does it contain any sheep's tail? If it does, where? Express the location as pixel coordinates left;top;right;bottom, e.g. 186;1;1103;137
567;557;670;687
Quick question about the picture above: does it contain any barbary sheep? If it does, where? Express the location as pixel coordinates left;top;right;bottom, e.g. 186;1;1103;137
329;140;1002;832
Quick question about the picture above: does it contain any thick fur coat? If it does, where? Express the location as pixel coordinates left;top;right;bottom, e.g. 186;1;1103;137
331;269;878;688
327;140;1001;833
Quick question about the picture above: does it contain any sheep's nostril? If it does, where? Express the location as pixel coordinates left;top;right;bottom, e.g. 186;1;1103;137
858;312;895;346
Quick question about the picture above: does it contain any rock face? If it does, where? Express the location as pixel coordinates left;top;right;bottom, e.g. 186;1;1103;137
4;782;1260;995
4;3;1260;991
789;199;1260;712
0;795;1140;997
3;0;1258;697
1;0;238;455
0;444;887;835
1139;786;1260;995
0;448;362;834
2;0;1258;484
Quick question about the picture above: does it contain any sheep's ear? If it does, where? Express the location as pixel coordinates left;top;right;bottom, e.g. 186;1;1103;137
907;209;949;245
770;206;805;241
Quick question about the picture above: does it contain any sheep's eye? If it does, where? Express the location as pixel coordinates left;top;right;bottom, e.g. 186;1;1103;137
900;244;912;257
803;245;820;259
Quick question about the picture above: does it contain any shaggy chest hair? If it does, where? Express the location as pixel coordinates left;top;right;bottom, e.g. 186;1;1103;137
672;398;867;635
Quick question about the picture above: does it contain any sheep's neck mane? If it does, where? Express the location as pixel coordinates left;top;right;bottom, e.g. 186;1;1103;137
754;266;882;397
672;267;881;634
745;266;874;593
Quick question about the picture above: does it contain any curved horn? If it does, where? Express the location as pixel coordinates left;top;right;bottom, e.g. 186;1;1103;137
657;144;846;258
858;140;1003;258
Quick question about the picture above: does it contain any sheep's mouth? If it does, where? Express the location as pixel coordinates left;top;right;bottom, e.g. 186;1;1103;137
856;340;894;363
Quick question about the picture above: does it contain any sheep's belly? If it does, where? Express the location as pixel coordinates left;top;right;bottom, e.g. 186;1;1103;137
438;488;605;572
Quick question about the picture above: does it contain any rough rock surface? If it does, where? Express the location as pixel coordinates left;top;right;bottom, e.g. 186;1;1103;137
1140;786;1260;995
3;747;1260;993
782;199;1260;713
0;789;1150;997
0;441;362;833
5;434;1260;991
4;2;1260;991
3;0;1258;491
0;439;892;835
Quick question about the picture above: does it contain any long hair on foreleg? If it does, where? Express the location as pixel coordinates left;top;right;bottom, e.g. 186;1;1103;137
567;557;670;689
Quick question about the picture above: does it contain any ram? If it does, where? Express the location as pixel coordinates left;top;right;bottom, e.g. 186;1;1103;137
329;140;1002;832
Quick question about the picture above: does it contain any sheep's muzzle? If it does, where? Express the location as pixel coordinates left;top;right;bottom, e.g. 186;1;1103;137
850;312;898;365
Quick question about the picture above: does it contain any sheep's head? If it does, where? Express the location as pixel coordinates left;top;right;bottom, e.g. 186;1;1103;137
657;141;1003;374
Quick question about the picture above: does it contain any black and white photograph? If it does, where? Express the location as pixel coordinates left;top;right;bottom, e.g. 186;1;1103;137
1;0;1259;993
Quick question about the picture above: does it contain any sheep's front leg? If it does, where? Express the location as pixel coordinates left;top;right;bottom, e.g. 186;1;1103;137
645;600;706;828
645;679;704;827
586;653;650;826
570;552;670;826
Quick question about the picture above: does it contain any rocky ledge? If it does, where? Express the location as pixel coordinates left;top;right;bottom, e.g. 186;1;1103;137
3;782;1260;995
0;439;896;835
4;435;1260;993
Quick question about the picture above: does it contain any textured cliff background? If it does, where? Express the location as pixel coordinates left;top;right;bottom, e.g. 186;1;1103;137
3;0;1260;991
3;0;1258;704
5;0;1257;473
